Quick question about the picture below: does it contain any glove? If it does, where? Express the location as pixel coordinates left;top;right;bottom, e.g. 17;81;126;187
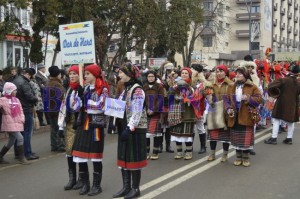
58;130;65;138
120;126;131;141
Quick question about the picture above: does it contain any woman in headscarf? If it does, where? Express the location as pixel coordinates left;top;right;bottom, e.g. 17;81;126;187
168;67;196;160
57;65;83;191
71;64;109;196
113;62;147;199
206;65;233;163
143;71;164;160
225;66;262;167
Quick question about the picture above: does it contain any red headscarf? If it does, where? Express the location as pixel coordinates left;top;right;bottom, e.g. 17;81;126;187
216;64;229;76
68;65;80;90
181;67;192;84
85;64;109;95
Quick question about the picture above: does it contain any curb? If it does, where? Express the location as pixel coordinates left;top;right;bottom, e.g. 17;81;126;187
0;125;50;141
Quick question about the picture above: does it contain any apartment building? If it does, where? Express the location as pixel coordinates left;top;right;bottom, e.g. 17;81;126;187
0;4;32;69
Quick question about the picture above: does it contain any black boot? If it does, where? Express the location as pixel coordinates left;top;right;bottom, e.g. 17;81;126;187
283;138;293;145
0;146;10;164
79;172;90;195
124;170;141;199
264;137;277;145
88;172;102;196
165;129;174;153
73;172;84;190
64;169;77;190
37;111;46;126
16;145;29;165
113;169;131;198
198;134;207;154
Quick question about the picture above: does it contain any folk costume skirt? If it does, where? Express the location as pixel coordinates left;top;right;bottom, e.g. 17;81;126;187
146;114;162;138
65;114;76;156
72;113;104;160
207;128;231;143
117;128;148;170
170;122;194;142
230;122;254;150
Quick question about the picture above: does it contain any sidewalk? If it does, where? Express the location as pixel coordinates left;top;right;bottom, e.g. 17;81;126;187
0;125;50;141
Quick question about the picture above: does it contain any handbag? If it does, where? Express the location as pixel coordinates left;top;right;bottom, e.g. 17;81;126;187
167;104;182;127
249;106;261;124
88;114;106;128
206;100;226;130
33;110;40;130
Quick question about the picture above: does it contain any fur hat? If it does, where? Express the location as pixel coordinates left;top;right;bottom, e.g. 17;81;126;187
244;55;253;61
120;62;140;79
235;66;251;80
37;63;46;70
3;82;17;95
239;61;257;70
48;65;61;77
191;64;204;73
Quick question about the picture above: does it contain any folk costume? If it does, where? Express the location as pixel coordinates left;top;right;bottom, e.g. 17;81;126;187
206;65;233;162
113;63;147;199
168;67;196;160
225;66;262;167
72;64;109;196
143;71;164;160
57;65;83;191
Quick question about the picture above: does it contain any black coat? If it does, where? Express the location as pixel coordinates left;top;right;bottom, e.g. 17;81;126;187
13;75;37;113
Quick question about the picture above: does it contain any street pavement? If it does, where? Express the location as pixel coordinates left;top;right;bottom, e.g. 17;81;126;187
0;123;300;199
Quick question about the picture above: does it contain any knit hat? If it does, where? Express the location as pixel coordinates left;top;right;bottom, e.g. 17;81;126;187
24;68;36;76
85;64;102;78
37;63;46;70
181;67;192;78
48;65;61;77
120;62;141;79
216;64;229;76
244;54;253;61
69;65;79;75
3;82;17;95
235;66;251;80
191;64;204;73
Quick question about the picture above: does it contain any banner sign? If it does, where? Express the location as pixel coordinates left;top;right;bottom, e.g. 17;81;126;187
104;98;126;118
59;21;96;65
148;58;167;69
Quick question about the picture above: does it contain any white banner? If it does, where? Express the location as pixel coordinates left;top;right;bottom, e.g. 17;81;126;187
59;21;96;65
104;98;126;118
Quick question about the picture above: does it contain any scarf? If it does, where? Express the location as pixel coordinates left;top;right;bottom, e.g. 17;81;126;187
4;94;22;117
69;81;80;90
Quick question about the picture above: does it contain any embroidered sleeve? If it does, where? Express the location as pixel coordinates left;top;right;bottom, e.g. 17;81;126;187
86;87;108;114
128;88;145;130
69;90;82;112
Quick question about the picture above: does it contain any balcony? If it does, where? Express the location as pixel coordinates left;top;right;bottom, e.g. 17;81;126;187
236;0;261;3
287;39;292;47
273;19;277;26
288;26;292;33
288;0;292;6
280;37;286;45
294;29;298;36
199;26;216;36
281;8;286;15
203;10;217;17
274;3;278;11
295;16;299;23
288;12;292;19
295;3;299;10
236;12;261;21
280;22;285;30
235;30;259;38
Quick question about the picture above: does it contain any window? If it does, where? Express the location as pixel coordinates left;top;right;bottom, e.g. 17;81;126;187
218;21;223;34
225;42;229;46
203;36;213;47
251;42;260;50
226;23;230;28
218;4;224;16
251;5;260;13
203;2;214;11
21;9;28;25
203;20;214;28
135;60;139;64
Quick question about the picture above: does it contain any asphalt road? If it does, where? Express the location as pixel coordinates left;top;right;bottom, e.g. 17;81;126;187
0;123;300;199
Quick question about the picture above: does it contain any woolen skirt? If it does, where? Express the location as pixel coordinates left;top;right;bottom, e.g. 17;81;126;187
207;128;231;143
117;128;147;170
230;123;254;150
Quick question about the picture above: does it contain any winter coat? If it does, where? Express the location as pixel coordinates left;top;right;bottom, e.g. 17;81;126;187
268;75;300;122
143;82;165;113
225;79;262;127
30;79;44;111
0;97;25;132
35;71;48;89
45;77;65;117
12;75;38;113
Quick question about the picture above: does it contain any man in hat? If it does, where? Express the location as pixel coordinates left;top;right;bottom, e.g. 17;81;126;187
35;63;50;126
108;64;120;98
13;68;39;160
45;66;65;152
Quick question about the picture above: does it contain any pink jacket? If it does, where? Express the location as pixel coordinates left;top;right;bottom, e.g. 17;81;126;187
0;97;25;132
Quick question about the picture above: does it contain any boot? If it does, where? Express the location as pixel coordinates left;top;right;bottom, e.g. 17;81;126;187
73;172;84;190
165;130;174;153
16;145;30;165
233;151;242;166
88;172;102;196
113;169;131;198
0;146;10;164
198;134;206;154
220;151;228;163
79;172;90;195
207;150;215;161
264;137;277;145
124;170;141;199
242;152;250;167
64;169;77;190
